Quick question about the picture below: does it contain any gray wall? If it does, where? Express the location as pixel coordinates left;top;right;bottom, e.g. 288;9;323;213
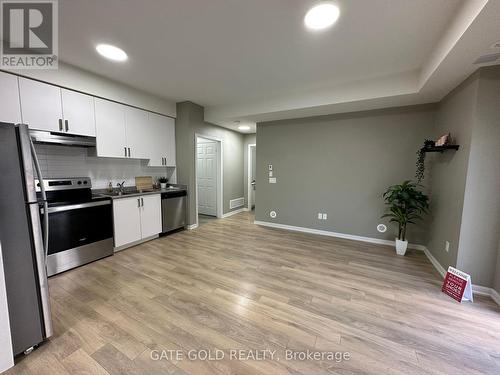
426;73;478;270
495;240;500;294
243;134;257;208
456;67;500;287
176;102;244;225
255;105;436;244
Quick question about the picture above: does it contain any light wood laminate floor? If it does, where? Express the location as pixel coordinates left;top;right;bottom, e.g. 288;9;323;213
7;212;500;375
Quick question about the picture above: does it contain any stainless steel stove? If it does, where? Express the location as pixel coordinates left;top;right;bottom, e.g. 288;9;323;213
36;177;113;276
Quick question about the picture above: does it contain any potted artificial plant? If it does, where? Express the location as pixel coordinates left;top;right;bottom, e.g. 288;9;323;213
158;177;168;189
382;180;429;255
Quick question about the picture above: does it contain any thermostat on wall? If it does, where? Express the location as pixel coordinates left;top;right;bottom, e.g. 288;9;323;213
270;210;277;218
377;224;387;233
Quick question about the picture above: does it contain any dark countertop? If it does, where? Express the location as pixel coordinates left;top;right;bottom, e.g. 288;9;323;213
92;185;187;200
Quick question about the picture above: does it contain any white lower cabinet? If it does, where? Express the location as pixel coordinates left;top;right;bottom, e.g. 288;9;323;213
113;194;162;249
140;195;162;238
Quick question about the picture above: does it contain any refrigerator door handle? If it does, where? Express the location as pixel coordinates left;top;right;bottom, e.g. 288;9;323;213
17;125;53;339
30;139;49;261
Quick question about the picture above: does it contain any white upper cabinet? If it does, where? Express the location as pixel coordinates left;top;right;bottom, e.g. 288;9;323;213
147;113;166;167
19;78;96;137
94;98;127;158
125;107;149;159
148;113;176;167
18;77;63;132
61;89;96;137
0;72;22;124
12;75;177;165
165;116;176;167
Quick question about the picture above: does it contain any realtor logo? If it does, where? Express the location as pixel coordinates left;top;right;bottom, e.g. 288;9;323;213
1;0;58;69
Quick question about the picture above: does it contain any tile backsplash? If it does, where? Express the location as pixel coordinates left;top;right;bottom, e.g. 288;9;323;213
34;144;176;189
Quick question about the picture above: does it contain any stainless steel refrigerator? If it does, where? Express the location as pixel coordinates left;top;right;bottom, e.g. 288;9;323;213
0;122;52;356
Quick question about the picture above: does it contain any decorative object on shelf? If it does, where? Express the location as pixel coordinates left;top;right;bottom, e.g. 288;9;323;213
382;180;429;256
435;133;450;146
158;176;168;189
415;136;460;183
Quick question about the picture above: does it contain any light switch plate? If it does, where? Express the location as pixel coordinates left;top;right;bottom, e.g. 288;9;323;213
268;164;273;171
269;177;277;184
322;213;327;220
269;171;273;177
318;213;322;219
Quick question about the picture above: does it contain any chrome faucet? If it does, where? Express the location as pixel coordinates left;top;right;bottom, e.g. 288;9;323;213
116;181;125;194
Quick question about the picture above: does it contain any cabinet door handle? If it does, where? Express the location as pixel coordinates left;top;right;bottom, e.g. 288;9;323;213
137;198;140;208
162;157;165;165
164;157;167;166
58;119;63;131
128;148;131;157
141;197;144;207
64;120;69;132
124;147;127;157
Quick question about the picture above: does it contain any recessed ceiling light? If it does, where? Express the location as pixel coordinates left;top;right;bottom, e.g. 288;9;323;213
238;125;251;131
96;44;128;62
304;3;340;31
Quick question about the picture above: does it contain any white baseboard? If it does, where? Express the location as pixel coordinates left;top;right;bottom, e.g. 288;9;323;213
187;223;198;230
253;220;423;250
472;284;492;296
422;247;446;278
253;220;500;306
491;289;500;305
222;208;246;218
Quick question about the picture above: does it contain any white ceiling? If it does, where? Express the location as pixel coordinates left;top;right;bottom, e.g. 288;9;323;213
59;0;500;133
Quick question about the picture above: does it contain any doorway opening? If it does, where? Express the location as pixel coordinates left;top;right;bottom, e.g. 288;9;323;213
247;143;256;211
195;135;223;226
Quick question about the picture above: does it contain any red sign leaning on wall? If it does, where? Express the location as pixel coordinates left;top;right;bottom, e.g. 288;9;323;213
442;266;473;303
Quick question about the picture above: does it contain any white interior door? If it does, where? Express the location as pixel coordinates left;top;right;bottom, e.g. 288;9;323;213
251;146;256;209
197;138;218;216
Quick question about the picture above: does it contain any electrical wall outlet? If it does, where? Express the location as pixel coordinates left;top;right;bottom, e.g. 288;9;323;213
322;213;327;220
445;241;450;252
269;177;277;184
318;213;323;219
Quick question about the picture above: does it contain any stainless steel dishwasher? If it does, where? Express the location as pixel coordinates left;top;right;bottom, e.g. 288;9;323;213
161;190;187;233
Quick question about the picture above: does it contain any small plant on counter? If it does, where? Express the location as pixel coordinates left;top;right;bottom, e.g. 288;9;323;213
382;180;429;255
158;177;168;189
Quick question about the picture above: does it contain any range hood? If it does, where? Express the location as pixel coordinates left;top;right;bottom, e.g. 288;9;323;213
29;130;96;147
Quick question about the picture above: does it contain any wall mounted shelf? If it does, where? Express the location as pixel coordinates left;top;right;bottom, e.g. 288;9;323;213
421;145;460;153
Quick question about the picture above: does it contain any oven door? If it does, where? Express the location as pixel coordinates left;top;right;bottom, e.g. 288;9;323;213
42;200;113;276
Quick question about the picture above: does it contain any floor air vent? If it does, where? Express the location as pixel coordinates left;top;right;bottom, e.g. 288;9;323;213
230;197;245;209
